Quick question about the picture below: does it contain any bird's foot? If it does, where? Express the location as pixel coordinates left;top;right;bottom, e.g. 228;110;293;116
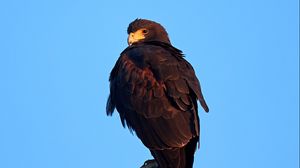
140;159;158;168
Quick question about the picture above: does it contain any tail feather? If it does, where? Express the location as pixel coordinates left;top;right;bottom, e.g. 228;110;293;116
150;137;198;168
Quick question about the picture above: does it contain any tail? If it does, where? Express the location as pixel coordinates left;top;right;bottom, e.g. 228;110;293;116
150;137;198;168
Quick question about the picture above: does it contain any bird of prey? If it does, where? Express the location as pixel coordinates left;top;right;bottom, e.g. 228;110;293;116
106;19;209;168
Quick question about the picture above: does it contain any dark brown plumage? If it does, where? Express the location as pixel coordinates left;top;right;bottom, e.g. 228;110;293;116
106;19;209;168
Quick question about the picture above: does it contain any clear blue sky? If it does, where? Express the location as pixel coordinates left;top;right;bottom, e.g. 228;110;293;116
0;0;298;168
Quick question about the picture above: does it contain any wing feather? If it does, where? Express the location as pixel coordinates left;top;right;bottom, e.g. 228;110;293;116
106;42;209;149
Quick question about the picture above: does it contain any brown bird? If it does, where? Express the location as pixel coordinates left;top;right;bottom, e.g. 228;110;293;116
106;19;209;168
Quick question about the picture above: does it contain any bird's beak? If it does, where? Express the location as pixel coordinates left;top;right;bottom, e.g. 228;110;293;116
127;30;146;46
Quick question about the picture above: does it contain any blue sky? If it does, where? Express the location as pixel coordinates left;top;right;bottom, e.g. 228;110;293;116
0;0;299;168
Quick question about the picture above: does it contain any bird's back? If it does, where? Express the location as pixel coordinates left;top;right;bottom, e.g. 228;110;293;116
107;41;208;168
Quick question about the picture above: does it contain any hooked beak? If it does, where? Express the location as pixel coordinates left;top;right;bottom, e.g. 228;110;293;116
127;30;146;46
127;33;135;46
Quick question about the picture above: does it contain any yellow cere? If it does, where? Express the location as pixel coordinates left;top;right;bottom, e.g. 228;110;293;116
128;29;147;45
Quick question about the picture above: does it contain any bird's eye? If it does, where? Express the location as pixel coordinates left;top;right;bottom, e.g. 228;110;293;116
142;29;149;34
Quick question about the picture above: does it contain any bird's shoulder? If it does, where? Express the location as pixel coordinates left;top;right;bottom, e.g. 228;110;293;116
120;41;183;65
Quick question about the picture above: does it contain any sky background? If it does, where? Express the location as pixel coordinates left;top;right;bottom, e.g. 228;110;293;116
0;0;299;168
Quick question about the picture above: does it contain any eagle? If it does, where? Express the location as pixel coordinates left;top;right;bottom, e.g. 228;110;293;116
106;19;209;168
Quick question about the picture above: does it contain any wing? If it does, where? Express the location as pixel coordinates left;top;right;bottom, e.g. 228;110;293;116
106;43;208;150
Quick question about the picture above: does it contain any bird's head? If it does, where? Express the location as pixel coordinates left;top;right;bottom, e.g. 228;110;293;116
127;19;171;46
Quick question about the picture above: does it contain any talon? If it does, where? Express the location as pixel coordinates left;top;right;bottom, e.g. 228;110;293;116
140;159;158;168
